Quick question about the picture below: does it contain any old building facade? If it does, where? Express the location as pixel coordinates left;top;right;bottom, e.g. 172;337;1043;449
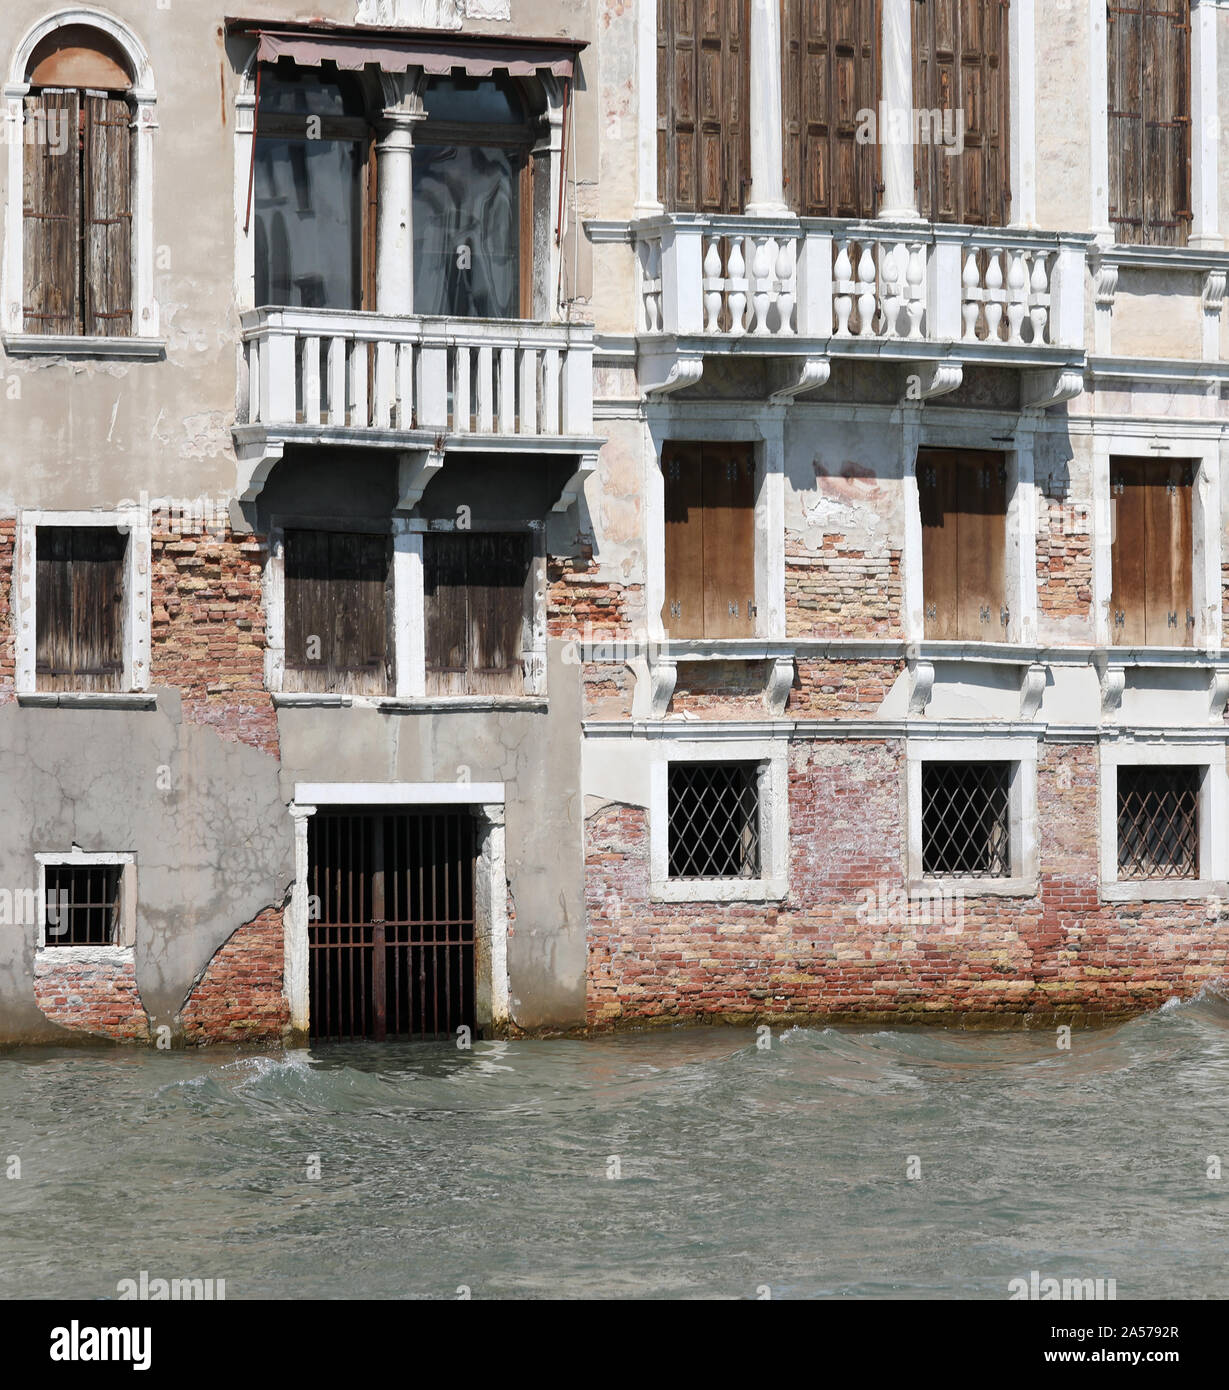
0;0;1226;1044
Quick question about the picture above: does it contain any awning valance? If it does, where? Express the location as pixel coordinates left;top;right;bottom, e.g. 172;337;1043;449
229;20;581;79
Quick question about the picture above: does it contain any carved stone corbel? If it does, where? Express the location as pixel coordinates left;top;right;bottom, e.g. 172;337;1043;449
641;353;704;396
1097;660;1126;719
648;657;679;717
1021;368;1085;411
905;360;963;403
1209;667;1229;719
763;656;795;715
907;659;935;715
552;451;599;513
396;446;445;511
1202;270;1226;361
234;436;285;502
1091;256;1118;355
1020;662;1047;720
768;357;830;404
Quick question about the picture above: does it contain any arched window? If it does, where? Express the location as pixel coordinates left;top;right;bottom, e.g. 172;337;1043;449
413;75;537;320
253;61;374;310
22;25;136;337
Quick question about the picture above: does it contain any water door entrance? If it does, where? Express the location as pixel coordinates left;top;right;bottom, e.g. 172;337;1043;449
308;808;476;1041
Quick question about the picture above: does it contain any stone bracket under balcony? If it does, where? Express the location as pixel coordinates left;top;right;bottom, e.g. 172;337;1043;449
233;307;601;510
627;215;1093;399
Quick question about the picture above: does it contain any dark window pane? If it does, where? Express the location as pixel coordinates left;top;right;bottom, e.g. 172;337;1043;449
922;762;1011;878
1117;766;1199;879
668;762;761;880
43;865;122;947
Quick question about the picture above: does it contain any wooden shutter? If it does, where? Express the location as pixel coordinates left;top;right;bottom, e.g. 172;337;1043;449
1107;0;1191;246
913;0;1011;226
657;0;751;212
23;90;80;335
83;94;132;336
423;532;530;695
35;527;125;691
662;442;755;638
920;449;1007;640
782;0;880;217
284;530;391;694
1110;459;1193;645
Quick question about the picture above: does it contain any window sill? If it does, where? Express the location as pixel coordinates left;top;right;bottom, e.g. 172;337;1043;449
1100;879;1228;904
272;692;547;712
18;691;156;710
35;946;133;963
3;334;166;360
910;877;1038;899
650;876;787;904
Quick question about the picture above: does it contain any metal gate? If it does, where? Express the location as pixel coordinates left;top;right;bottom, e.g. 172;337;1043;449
308;808;476;1041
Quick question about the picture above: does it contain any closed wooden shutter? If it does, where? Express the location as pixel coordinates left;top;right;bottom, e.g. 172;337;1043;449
1107;0;1191;246
919;449;1007;640
23;90;80;335
1109;459;1193;645
657;0;751;212
423;532;531;695
36;526;125;691
284;530;391;694
83;94;132;336
782;0;880;217
913;0;1010;226
662;442;756;638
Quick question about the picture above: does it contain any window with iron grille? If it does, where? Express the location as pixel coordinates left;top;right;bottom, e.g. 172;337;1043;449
668;762;761;880
42;864;123;947
922;761;1011;878
1117;766;1199;880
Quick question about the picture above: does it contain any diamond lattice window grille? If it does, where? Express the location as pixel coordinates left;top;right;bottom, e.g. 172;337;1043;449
922;761;1011;878
1117;766;1199;880
668;761;761;880
42;864;122;946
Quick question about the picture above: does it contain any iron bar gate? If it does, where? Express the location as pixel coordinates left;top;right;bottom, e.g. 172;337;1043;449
308;808;476;1041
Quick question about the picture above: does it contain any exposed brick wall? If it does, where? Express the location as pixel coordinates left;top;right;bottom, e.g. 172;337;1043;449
788;660;904;716
33;950;148;1040
583;663;635;720
667;660;773;718
585;739;1229;1026
1036;493;1093;633
548;544;643;640
180;907;288;1044
785;537;902;639
150;528;278;756
0;518;14;703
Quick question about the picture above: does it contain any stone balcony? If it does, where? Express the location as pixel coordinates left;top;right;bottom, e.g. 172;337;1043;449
629;214;1094;405
232;307;599;510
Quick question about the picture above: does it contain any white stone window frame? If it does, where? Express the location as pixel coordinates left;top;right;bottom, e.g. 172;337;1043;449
35;849;136;954
1100;740;1229;900
1088;430;1222;652
1089;0;1219;248
902;415;1039;646
265;515;547;704
287;785;509;1038
644;405;786;646
15;507;153;697
906;736;1040;897
649;739;789;902
3;7;161;352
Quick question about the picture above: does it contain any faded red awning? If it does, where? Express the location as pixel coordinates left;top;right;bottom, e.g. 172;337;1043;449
228;20;581;78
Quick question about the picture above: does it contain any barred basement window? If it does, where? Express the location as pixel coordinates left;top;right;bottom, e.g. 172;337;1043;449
42;864;123;947
1117;766;1199;880
922;761;1011;878
668;762;761;880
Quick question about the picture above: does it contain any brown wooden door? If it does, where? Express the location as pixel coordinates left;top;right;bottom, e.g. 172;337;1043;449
23;90;81;335
1107;0;1191;246
35;526;126;691
1110;458;1193;645
912;0;1011;226
423;532;531;694
284;530;392;694
919;449;1007;640
658;0;752;212
782;0;880;217
83;95;132;337
663;442;756;638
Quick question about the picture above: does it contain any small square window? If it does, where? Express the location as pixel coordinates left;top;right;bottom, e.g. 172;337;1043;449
922;761;1011;878
667;761;760;880
42;864;124;947
1117;766;1199;880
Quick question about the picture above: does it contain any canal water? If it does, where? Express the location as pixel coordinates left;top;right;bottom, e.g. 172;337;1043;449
2;992;1227;1300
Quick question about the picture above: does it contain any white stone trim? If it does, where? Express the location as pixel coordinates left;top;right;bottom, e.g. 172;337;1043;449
648;739;788;902
1088;0;1112;238
905;736;1040;896
4;8;159;340
35;850;136;949
15;507;151;695
1087;431;1222;651
634;0;661;216
285;788;510;1035
1098;740;1229;898
644;406;786;643
1189;0;1221;249
1007;0;1036;227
